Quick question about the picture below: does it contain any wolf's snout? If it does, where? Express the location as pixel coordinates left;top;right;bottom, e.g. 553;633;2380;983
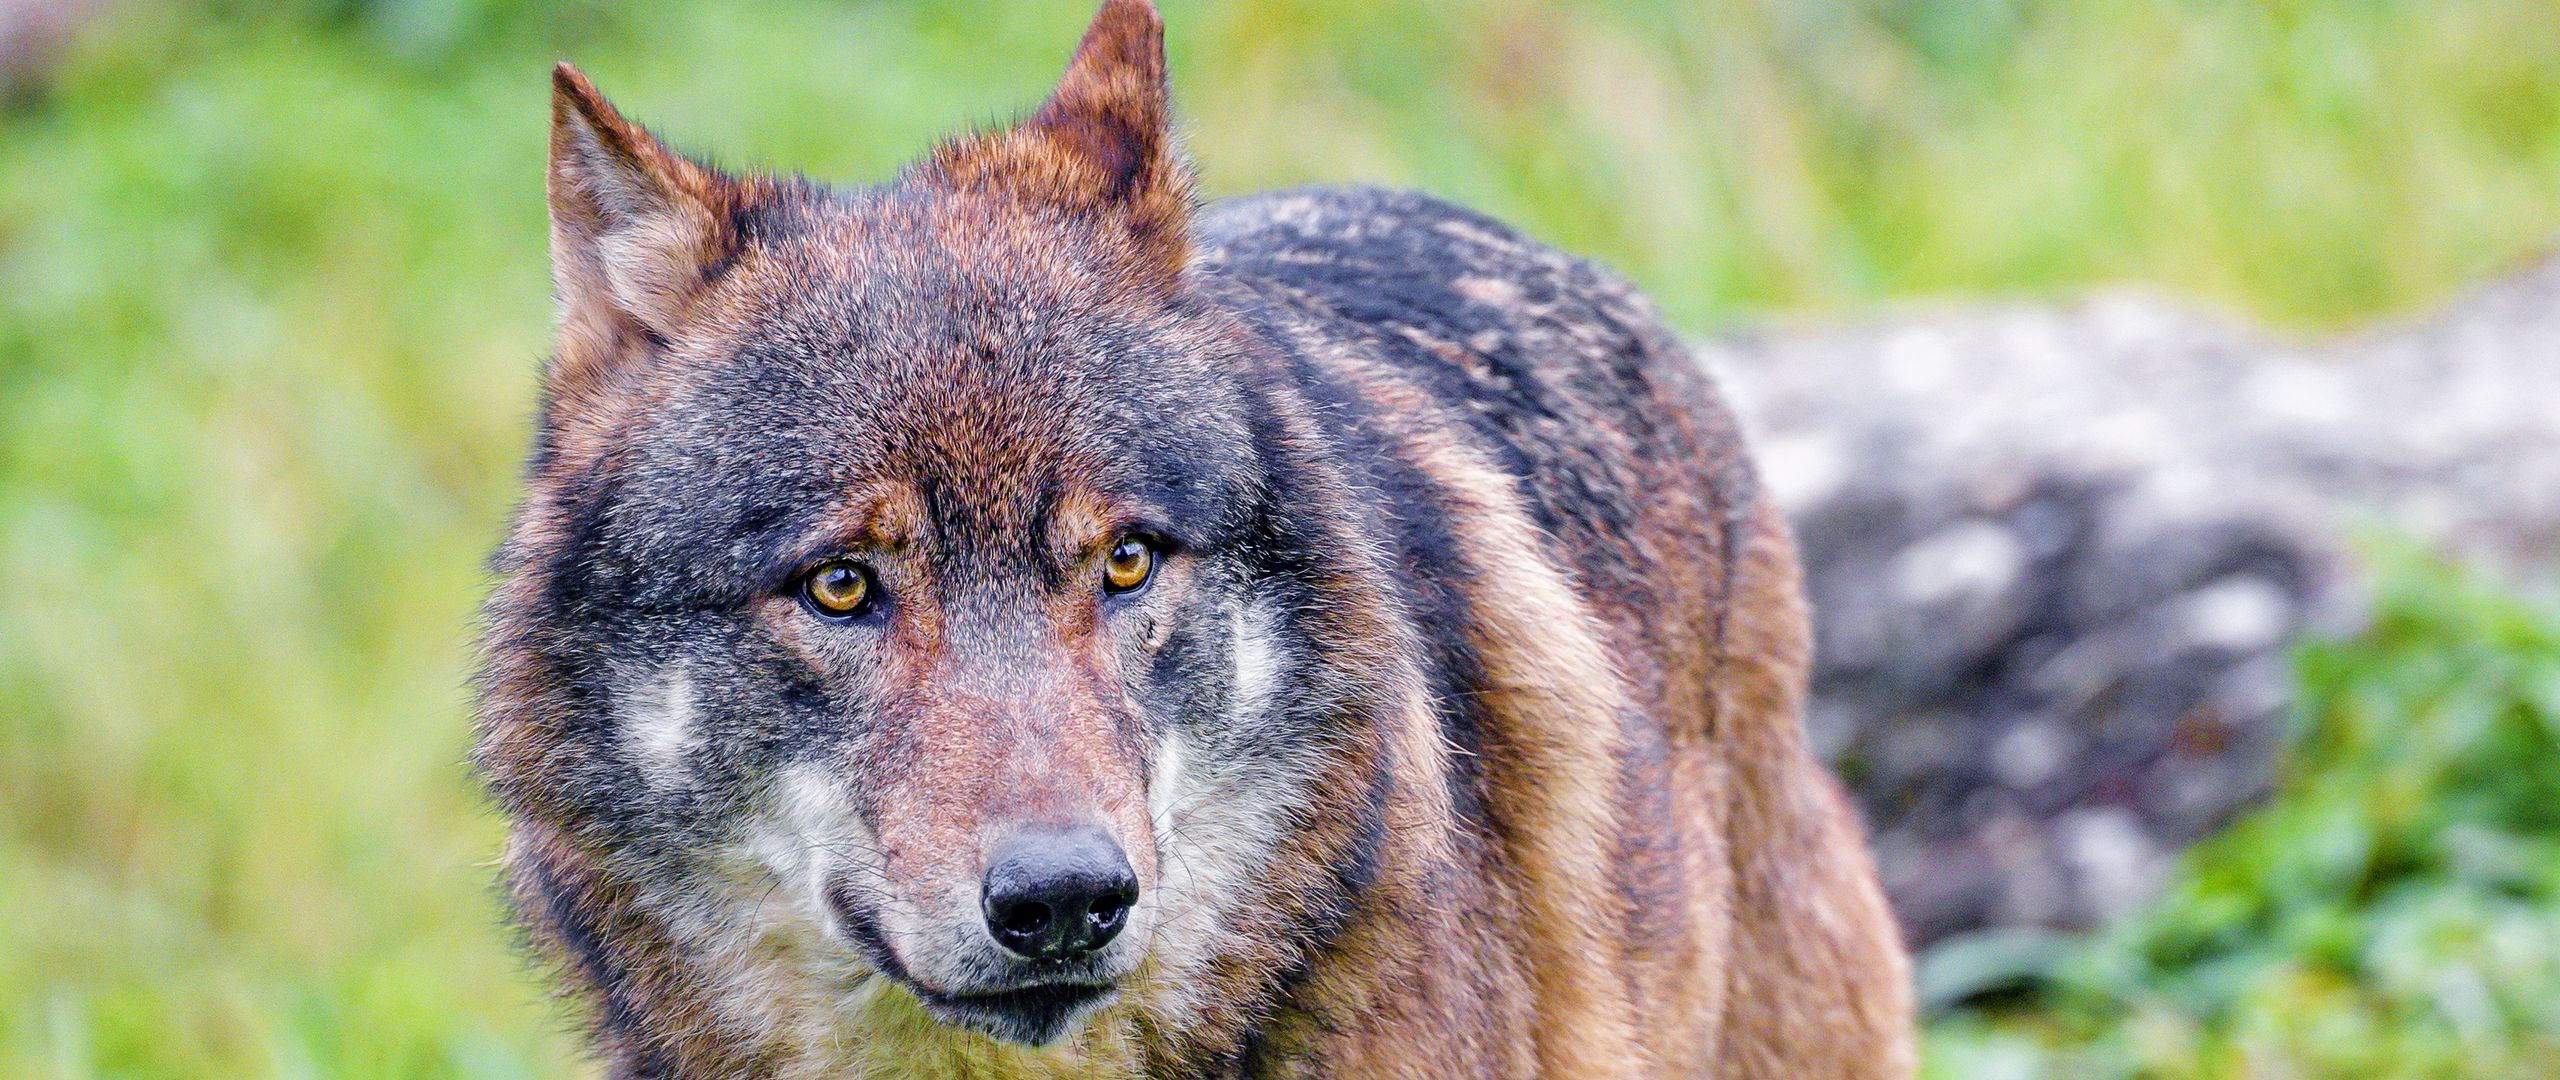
981;825;1139;960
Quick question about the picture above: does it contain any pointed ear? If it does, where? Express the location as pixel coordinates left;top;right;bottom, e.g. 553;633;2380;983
930;0;1192;286
546;63;750;376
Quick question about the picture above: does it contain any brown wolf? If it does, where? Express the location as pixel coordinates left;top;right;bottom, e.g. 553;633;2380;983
475;1;1913;1075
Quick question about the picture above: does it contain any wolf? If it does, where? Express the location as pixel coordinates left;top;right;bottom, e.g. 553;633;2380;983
475;1;1914;1076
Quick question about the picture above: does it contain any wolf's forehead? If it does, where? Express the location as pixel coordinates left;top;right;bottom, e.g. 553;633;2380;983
623;216;1258;556
612;373;1249;593
655;362;1112;501
750;188;1117;318
624;351;1160;551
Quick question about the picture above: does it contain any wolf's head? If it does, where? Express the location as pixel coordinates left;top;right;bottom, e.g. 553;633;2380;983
479;0;1410;1055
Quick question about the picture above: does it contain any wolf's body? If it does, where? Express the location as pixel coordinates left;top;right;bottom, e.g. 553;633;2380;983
477;3;1912;1076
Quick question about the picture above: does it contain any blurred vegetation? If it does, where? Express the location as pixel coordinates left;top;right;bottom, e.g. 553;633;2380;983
1923;553;2560;1079
1;0;2556;1076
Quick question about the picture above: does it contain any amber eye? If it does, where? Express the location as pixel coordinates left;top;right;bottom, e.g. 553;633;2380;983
801;561;873;618
1102;537;1156;595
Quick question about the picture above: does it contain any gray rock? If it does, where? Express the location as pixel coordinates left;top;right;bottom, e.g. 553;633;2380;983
1708;258;2560;946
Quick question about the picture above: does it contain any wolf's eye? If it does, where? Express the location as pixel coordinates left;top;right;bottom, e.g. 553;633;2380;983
1102;538;1156;595
801;561;874;618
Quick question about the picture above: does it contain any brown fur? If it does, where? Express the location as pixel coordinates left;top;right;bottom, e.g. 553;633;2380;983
478;2;1913;1075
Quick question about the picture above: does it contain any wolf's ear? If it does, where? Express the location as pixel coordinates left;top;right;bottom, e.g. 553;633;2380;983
932;0;1192;288
546;63;751;378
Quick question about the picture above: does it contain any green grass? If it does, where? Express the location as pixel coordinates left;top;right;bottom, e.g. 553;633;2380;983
2;1;2557;1075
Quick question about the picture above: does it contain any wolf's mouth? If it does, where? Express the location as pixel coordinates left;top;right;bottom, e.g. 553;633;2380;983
908;980;1120;1043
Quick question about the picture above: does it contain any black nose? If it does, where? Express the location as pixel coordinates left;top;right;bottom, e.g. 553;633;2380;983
982;825;1139;961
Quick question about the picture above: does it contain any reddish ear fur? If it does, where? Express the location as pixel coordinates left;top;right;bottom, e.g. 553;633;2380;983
546;63;755;395
927;0;1193;288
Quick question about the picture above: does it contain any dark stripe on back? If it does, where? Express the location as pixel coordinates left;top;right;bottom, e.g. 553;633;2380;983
1227;289;1493;829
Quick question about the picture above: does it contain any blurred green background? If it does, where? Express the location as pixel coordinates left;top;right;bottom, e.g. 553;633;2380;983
4;0;2559;1076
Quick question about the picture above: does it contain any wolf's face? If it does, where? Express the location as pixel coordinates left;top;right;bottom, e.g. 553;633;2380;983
550;231;1258;1046
482;2;1366;1051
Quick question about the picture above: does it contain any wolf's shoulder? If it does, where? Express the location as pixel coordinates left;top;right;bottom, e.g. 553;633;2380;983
1193;183;1748;590
1192;185;1670;359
